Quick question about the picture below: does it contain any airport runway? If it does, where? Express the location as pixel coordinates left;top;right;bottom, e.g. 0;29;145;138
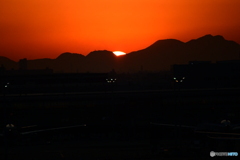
0;88;240;159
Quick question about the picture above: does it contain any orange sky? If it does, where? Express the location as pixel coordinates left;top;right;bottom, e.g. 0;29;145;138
1;0;240;61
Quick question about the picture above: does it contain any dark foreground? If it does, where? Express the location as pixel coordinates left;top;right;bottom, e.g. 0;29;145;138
1;88;240;159
0;128;227;160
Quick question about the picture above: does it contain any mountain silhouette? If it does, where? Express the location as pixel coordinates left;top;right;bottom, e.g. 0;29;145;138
55;52;85;72
85;50;117;73
0;35;239;72
120;39;185;72
185;34;239;62
0;56;18;70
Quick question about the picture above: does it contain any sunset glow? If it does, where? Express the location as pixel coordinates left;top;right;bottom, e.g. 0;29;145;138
113;51;126;56
0;0;240;61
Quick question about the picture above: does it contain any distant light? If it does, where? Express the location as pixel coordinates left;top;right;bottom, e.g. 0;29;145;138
6;124;15;128
5;85;7;88
173;77;176;80
176;80;178;82
180;80;183;82
221;120;231;126
183;77;185;79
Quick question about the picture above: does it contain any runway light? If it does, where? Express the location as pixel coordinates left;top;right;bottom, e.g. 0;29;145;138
6;124;15;128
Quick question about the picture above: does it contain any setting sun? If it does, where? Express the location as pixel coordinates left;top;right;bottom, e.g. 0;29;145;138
113;51;126;56
0;0;239;61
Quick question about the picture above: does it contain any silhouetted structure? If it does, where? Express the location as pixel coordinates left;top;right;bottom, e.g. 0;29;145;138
0;68;53;76
19;58;28;70
0;65;5;72
172;60;240;88
0;72;109;94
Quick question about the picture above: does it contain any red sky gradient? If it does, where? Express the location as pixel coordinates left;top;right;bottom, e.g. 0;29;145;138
1;0;240;61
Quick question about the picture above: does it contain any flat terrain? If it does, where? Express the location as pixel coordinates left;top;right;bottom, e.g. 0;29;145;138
1;88;240;159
